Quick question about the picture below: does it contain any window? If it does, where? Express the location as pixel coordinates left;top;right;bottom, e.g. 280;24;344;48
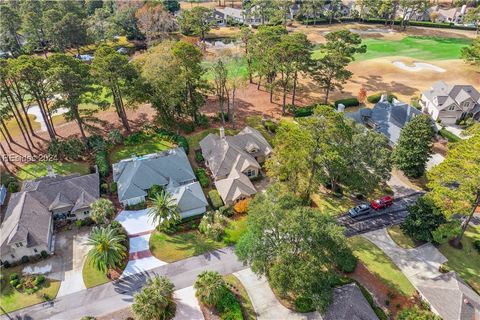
15;242;23;247
448;105;456;111
11;254;15;259
34;249;38;253
245;169;256;177
84;211;89;215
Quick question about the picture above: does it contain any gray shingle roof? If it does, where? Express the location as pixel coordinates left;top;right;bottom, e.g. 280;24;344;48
417;272;480;320
346;101;422;145
199;127;271;178
214;169;257;204
324;283;379;320
166;181;208;213
0;172;99;254
423;81;480;111
113;148;196;203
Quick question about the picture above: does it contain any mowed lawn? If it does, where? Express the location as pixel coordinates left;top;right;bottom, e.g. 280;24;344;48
16;161;90;181
150;215;248;263
0;267;61;313
110;137;174;163
439;225;480;293
203;56;249;81
387;225;422;249
348;236;416;297
82;256;110;289
356;36;471;61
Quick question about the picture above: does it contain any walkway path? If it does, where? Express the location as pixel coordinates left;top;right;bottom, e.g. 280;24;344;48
173;286;204;320
234;268;320;320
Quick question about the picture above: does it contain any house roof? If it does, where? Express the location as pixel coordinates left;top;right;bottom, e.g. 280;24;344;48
423;81;480;111
416;272;480;320
214;7;243;19
214;169;257;204
112;148;196;202
199;127;271;178
166;181;208;213
324;283;379;320
0;172;99;254
346;100;422;145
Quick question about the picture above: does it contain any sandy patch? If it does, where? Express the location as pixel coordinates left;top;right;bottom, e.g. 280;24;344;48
392;61;446;73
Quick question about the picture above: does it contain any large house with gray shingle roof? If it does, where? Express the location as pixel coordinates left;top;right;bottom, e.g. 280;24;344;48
324;283;379;320
420;81;480;125
112;148;208;218
346;97;422;145
200;127;272;205
0;170;99;265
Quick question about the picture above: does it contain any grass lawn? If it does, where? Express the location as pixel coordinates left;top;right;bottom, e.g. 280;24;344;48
16;161;90;181
0;267;61;313
203;56;249;81
348;236;415;297
150;215;248;263
438;225;480;293
186;128;239;150
312;36;471;61
311;193;356;216
439;128;462;143
387;225;421;249
110;137;174;163
224;274;257;320
82;255;110;289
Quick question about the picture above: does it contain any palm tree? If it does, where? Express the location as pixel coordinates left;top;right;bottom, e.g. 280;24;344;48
85;225;127;273
132;275;176;320
194;271;226;307
148;190;180;230
90;198;115;225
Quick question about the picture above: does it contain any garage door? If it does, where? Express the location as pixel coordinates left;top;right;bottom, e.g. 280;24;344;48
441;117;457;125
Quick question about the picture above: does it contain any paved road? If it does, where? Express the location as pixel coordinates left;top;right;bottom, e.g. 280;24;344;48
4;247;246;320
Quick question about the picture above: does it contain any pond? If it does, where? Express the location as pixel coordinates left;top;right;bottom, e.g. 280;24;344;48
204;37;238;49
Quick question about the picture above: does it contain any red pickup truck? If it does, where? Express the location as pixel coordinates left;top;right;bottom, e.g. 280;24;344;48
370;196;394;210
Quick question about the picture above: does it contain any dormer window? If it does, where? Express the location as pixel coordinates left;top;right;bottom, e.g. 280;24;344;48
15;242;23;247
448;105;456;111
245;142;259;153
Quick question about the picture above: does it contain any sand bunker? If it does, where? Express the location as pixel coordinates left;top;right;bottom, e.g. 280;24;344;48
28;105;68;131
392;61;446;73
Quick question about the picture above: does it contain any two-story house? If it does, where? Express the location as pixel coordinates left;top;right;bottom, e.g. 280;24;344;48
420;81;480;125
0;170;99;265
200;127;272;205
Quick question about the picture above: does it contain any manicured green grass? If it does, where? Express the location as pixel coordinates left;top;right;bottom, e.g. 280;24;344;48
150;216;248;262
82;255;110;289
387;225;421;249
312;36;471;61
311;193;356;216
186;128;239;150
203;56;249;81
0;267;61;313
110;137;174;163
16;161;90;181
438;225;480;293
224;274;257;320
348;236;416;297
439;128;461;143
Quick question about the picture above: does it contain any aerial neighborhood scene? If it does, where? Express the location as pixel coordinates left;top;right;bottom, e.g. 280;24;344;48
1;0;480;319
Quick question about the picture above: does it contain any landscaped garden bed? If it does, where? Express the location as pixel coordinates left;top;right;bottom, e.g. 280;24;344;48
0;267;60;313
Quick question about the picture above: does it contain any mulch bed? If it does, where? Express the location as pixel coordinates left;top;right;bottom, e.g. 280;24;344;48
350;262;420;317
199;302;221;320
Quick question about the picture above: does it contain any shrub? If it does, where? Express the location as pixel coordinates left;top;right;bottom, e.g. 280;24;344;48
42;293;52;301
438;128;461;143
7;181;19;193
108;129;124;145
215;287;242;319
473;240;480;253
195;168;209;188
48;138;86;160
9;273;18;281
294;106;314;118
294;295;314;313
100;183;109;194
21;256;29;264
198;211;228;241
439;264;450;273
180;121;195;134
264;119;278;133
334;97;359;108
218;112;229;122
196;114;209;128
10;279;20;287
125;131;147;146
233;198;250;214
87;135;107;152
34;275;46;285
218;206;233;217
3;261;10;268
110;182;117;193
209;190;224;209
95;150;110;177
40;250;49;259
83;217;95;226
335;250;357;273
195;150;204;163
75;220;83;228
367;93;397;104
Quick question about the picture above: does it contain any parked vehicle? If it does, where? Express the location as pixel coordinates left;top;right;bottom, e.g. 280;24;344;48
348;204;372;218
370;196;394;210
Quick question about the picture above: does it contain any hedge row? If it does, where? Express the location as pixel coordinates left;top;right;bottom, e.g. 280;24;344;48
195;168;209;188
208;190;224;209
334;97;360;108
367;93;397;104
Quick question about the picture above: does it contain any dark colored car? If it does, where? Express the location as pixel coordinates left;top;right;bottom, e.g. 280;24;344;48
348;204;372;218
370;196;394;210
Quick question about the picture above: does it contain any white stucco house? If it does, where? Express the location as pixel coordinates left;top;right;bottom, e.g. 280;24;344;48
420;81;480;125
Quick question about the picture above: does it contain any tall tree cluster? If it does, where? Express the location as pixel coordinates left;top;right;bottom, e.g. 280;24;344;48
266;106;391;201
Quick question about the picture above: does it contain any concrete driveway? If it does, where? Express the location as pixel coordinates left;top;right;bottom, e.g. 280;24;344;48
234;268;320;320
115;209;156;236
173;286;204;320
